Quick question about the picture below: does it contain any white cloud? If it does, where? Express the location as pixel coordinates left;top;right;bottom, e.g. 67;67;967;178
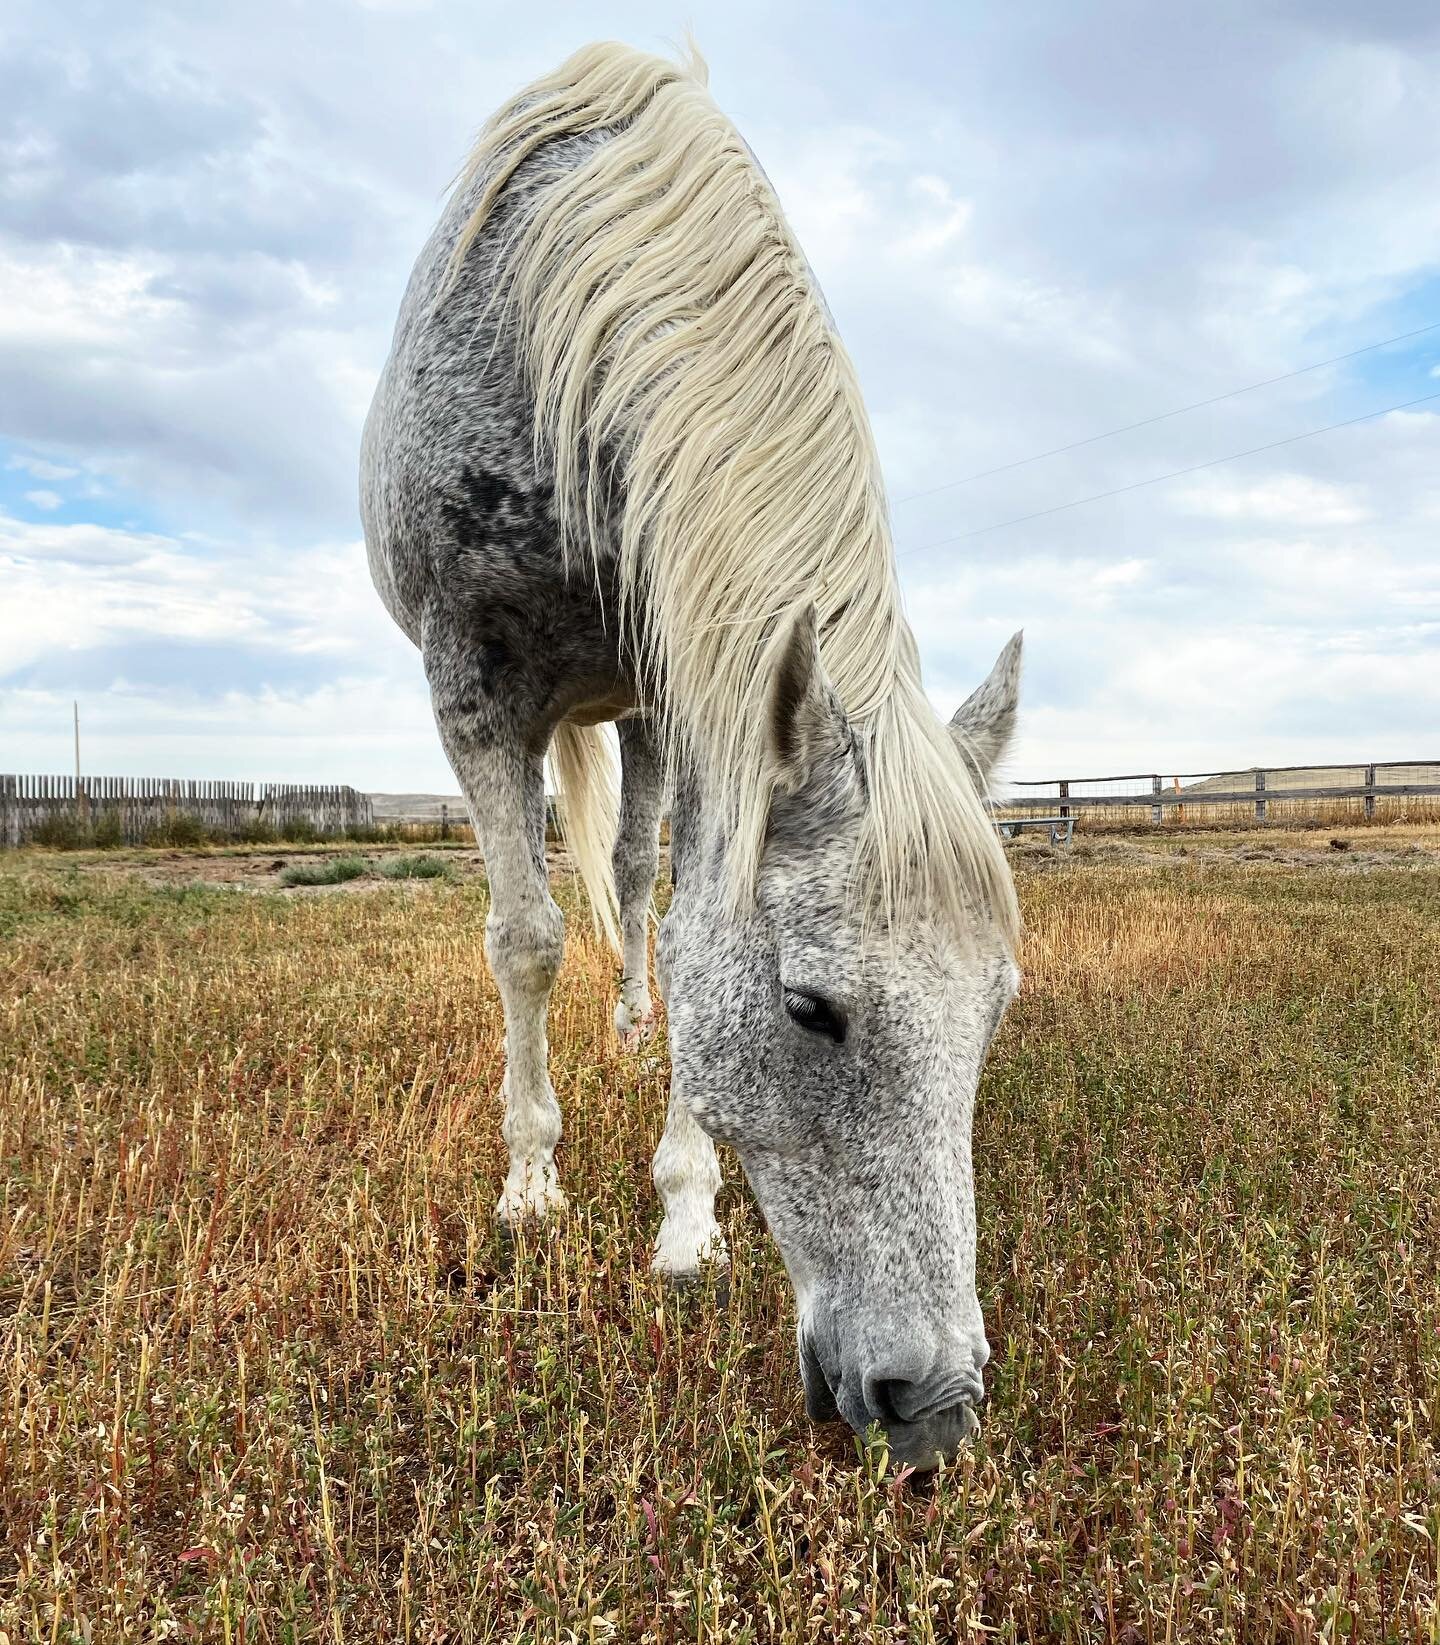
8;452;77;481
908;527;1439;781
1175;472;1370;526
23;488;62;510
0;244;182;350
2;673;439;786
898;175;974;258
0;514;409;672
1;510;437;785
1091;558;1149;589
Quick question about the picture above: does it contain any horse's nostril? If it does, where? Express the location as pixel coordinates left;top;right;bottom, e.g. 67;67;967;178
864;1363;985;1430
865;1376;918;1428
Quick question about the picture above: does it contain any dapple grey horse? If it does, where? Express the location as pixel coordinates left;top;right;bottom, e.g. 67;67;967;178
362;42;1023;1468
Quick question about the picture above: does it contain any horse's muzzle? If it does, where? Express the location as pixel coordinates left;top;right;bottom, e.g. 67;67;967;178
799;1317;988;1469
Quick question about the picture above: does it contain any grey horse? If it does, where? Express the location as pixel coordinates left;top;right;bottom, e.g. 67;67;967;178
361;42;1023;1469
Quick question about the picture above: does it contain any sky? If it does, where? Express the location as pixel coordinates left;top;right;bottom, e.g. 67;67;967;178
2;0;1438;790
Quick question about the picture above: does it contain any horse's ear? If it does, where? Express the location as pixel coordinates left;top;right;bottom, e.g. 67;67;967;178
765;602;849;794
949;631;1023;791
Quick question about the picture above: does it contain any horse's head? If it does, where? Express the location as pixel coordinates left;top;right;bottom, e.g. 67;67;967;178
660;608;1022;1469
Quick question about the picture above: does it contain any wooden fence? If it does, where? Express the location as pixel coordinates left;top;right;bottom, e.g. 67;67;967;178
0;775;374;848
995;760;1440;827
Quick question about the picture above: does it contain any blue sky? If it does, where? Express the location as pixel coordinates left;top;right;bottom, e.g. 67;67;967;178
3;0;1438;787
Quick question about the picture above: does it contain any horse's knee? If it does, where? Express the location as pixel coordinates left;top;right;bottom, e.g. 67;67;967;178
485;898;564;996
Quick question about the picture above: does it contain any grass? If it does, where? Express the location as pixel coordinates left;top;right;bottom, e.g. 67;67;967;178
278;855;371;888
379;853;456;881
23;816;479;851
0;842;1437;1641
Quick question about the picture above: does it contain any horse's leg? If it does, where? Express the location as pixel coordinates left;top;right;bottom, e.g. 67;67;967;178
429;661;566;1225
612;716;662;1050
652;1087;727;1279
480;739;566;1224
650;777;725;1278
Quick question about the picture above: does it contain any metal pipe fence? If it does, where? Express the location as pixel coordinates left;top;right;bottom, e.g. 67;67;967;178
994;761;1440;828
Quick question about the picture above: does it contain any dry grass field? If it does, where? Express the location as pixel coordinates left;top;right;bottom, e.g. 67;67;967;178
1;831;1438;1643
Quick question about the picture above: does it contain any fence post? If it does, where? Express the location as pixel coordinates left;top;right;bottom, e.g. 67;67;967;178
1254;769;1266;822
440;802;450;840
1364;764;1376;821
1150;774;1162;825
1058;780;1069;820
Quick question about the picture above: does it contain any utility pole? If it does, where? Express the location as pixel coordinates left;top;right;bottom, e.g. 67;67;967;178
74;700;88;819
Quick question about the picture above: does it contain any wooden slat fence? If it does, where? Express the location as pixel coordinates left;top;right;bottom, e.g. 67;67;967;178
0;775;374;848
257;783;374;837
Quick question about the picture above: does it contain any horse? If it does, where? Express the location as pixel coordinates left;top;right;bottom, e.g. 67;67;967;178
361;41;1023;1469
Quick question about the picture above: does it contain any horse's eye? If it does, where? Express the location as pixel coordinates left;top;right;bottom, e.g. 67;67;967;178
783;987;847;1045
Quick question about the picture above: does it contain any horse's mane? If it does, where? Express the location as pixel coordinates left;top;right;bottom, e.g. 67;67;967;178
447;41;1018;946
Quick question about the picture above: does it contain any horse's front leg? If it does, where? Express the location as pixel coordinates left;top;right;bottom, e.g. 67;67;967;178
428;650;567;1225
651;1085;727;1279
648;778;726;1278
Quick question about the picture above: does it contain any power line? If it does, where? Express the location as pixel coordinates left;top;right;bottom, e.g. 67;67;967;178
897;388;1440;560
893;319;1440;505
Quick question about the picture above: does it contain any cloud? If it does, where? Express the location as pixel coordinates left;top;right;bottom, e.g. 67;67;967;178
1;0;1437;787
0;238;371;534
1;506;435;784
1;512;408;668
2;674;440;787
8;452;76;481
1175;472;1370;525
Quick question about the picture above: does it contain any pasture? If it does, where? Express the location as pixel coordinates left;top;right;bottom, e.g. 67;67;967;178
1;831;1437;1642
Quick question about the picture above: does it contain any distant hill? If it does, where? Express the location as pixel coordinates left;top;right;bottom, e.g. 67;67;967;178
1182;764;1438;793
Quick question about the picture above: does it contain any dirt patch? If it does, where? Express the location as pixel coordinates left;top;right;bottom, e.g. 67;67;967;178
1006;833;1439;875
41;846;482;893
42;841;592;893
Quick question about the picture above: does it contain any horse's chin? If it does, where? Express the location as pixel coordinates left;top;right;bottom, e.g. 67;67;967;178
877;1403;980;1472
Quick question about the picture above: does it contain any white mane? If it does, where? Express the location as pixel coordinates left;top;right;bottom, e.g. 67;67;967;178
448;41;1018;946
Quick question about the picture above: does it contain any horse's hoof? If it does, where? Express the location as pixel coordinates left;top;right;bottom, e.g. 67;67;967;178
653;1240;731;1307
660;1267;730;1309
614;1000;657;1051
495;1171;567;1230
